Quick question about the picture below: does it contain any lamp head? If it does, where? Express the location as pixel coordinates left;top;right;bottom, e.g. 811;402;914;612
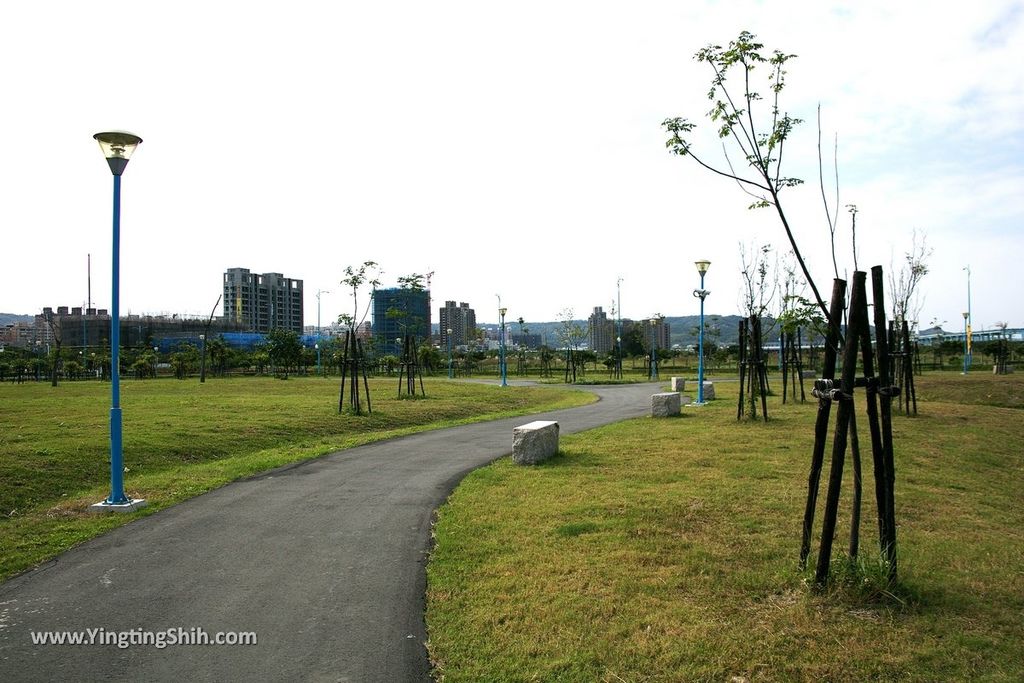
94;131;142;176
447;328;452;334
695;260;711;276
963;312;969;319
499;307;507;317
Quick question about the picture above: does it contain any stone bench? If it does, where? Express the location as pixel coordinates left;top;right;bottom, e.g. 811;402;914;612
651;392;681;417
512;420;560;465
801;370;817;379
670;377;686;392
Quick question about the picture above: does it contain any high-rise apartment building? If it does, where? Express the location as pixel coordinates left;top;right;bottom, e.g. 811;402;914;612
372;287;432;355
439;301;476;348
643;317;671;351
223;268;304;334
588;306;615;354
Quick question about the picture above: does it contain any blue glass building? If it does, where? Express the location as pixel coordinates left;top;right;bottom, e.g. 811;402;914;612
372;288;432;355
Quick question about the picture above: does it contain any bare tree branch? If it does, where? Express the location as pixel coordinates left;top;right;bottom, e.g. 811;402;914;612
723;143;772;204
687;148;772;193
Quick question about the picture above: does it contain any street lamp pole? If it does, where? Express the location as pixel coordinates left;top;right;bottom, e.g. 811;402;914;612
963;265;972;373
317;289;330;376
649;318;659;381
91;131;145;512
499;307;508;387
446;327;453;379
199;334;207;383
616;277;623;379
693;260;711;405
962;311;969;374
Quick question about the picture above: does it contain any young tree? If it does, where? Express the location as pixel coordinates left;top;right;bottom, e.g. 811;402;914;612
337;261;381;331
888;229;932;331
130;350;158;379
418;343;442;375
538;345;554;377
337;261;381;414
620;323;646;359
989;322;1011;374
663;31;828;322
170;343;200;380
778;255;828;345
207;337;230;377
42;311;63;387
199;295;222;383
516;316;529;375
738;243;776;419
739;241;777;321
556;309;587;382
387;272;430;344
267;328;302;378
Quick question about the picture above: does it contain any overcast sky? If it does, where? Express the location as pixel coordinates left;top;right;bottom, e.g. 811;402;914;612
2;1;1021;333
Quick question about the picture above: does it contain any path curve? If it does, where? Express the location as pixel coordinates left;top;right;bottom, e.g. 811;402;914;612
0;382;657;682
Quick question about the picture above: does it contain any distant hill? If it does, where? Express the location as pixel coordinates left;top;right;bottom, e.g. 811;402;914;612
524;316;773;349
0;313;33;327
436;314;803;349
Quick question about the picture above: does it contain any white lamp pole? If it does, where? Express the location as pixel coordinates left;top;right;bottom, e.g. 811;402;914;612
317;289;330;375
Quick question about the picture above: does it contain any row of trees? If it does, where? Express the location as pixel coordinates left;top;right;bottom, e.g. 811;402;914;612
6;323;1015;385
0;329;311;384
0;335;760;384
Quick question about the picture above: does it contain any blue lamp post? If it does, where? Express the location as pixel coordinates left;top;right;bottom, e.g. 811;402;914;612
499;307;508;387
693;259;711;405
649;317;659;381
91;131;146;512
446;327;453;379
616;276;623;379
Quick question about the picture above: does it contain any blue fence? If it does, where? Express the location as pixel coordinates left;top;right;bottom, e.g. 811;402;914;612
155;332;327;353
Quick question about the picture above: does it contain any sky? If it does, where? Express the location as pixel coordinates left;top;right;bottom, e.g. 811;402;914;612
2;0;1022;333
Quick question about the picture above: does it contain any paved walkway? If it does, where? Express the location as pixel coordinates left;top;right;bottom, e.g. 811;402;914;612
0;382;657;682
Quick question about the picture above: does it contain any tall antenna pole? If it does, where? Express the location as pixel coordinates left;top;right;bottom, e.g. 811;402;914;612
88;253;92;310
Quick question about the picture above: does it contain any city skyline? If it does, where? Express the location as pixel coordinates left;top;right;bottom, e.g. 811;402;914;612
2;1;1021;332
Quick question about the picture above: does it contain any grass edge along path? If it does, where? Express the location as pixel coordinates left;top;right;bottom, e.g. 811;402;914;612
0;377;594;582
426;374;1024;682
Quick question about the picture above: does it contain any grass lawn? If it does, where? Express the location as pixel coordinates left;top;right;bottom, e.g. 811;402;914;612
426;373;1024;682
0;376;592;581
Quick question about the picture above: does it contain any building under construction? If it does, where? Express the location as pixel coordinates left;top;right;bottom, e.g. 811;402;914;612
222;268;304;335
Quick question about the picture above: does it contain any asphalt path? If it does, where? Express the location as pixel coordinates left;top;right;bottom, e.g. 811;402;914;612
0;381;658;682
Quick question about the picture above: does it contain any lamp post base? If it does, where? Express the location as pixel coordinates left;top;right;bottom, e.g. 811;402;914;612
89;498;147;514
